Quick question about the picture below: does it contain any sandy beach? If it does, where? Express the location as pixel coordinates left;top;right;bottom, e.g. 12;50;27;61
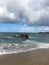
0;49;49;65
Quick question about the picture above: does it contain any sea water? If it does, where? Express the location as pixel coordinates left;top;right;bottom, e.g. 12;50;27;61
0;32;49;55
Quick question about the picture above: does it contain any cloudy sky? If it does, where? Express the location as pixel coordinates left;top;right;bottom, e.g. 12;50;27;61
0;0;49;32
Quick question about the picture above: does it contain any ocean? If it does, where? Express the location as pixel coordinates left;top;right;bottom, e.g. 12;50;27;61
0;32;49;55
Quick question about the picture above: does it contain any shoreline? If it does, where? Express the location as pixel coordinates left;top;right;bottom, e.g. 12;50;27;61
0;48;48;55
0;49;49;65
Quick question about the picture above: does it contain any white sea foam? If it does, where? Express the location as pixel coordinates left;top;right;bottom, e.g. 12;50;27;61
0;42;49;55
38;43;49;48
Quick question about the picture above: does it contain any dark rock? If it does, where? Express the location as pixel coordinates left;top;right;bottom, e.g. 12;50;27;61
13;34;29;39
38;32;49;34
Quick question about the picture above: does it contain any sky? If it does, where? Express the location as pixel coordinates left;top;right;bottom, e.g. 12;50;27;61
0;0;49;32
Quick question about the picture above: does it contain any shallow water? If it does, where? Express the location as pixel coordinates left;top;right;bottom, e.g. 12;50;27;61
0;32;49;55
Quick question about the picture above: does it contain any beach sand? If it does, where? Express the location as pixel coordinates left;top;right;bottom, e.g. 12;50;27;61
0;49;49;65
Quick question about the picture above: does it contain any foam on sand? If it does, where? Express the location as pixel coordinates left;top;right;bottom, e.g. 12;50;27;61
0;42;49;55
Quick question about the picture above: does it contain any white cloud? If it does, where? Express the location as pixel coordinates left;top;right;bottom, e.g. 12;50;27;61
44;27;49;31
0;0;49;25
18;25;49;32
0;6;8;17
0;6;16;22
9;13;16;20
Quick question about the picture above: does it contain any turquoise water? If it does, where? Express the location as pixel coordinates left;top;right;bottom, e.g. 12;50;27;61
29;33;49;43
0;33;49;55
0;33;49;43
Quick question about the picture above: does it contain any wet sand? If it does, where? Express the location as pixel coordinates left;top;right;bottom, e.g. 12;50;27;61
0;49;49;65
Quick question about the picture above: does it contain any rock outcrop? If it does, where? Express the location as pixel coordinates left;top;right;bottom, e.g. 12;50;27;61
13;34;29;39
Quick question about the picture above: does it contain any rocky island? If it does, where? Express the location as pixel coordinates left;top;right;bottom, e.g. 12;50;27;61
38;32;49;34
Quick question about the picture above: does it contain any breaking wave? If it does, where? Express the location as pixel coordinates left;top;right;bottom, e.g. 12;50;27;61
0;39;49;55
